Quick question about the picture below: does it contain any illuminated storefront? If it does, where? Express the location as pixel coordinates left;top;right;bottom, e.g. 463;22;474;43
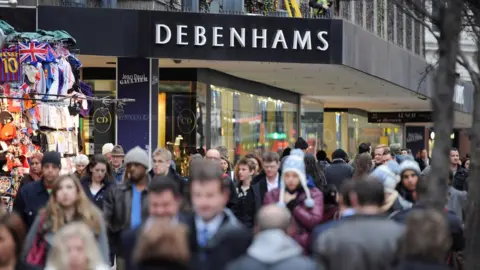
157;69;299;164
323;109;403;158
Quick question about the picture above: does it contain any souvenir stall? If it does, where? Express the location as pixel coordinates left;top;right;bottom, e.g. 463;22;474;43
0;20;89;211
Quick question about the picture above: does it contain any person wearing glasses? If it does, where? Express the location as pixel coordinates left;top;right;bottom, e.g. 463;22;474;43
205;149;238;209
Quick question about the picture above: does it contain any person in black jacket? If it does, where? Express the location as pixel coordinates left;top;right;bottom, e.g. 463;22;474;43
250;152;281;216
188;160;252;270
449;148;469;191
13;151;61;230
324;149;354;190
121;177;189;270
232;158;256;228
205;149;238;209
390;176;464;253
18;153;43;192
149;148;186;195
80;154;116;210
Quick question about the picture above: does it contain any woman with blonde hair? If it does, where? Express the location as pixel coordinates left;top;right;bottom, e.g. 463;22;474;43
23;175;109;267
45;222;110;270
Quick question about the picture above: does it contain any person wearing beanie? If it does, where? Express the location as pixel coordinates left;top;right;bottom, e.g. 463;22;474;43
396;160;421;204
102;143;115;162
104;146;150;267
294;137;309;152
74;154;89;180
13;151;62;230
324;149;354;190
263;149;324;253
370;165;412;214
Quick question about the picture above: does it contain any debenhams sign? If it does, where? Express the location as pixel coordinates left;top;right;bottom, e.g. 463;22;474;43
155;24;329;51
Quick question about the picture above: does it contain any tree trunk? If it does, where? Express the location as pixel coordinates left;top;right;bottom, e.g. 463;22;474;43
427;0;463;209
464;7;480;270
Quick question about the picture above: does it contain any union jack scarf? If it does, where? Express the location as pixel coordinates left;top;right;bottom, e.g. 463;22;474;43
18;42;48;63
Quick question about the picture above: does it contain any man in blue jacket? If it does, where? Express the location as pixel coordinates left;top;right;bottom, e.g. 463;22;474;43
13;151;62;230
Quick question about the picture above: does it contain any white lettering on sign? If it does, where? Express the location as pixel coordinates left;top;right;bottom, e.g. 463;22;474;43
119;74;148;85
406;132;423;143
154;24;330;51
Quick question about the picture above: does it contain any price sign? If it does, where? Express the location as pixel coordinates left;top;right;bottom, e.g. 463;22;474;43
0;47;21;83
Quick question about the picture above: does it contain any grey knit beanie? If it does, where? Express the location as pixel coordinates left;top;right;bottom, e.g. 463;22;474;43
124;146;150;169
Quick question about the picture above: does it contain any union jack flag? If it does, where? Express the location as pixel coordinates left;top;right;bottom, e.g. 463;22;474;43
18;42;48;63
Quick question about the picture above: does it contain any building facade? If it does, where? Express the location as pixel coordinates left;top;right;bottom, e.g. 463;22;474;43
1;1;474;161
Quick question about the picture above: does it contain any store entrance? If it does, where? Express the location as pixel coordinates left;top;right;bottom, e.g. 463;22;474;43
158;81;204;176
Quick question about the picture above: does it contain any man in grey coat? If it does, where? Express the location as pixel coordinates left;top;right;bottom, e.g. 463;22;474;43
314;178;405;270
227;205;318;270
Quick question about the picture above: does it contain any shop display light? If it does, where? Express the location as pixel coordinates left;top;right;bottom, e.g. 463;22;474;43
268;132;286;140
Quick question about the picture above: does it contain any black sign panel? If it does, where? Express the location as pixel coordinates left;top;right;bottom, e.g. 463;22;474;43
37;6;343;64
405;126;425;156
0;7;36;32
368;112;432;123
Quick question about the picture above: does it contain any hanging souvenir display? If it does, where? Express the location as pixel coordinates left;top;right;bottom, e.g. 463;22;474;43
0;20;135;212
0;20;86;211
0;45;21;83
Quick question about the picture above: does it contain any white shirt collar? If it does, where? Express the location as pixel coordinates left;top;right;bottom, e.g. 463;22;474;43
195;212;225;240
266;174;279;191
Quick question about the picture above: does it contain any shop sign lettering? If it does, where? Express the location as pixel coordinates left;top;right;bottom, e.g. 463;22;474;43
177;109;196;134
406;132;423;143
155;24;329;51
119;73;148;85
118;114;150;121
93;108;112;134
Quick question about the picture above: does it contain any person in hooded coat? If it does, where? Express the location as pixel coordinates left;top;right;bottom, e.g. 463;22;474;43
226;205;318;270
263;149;324;253
396;160;421;204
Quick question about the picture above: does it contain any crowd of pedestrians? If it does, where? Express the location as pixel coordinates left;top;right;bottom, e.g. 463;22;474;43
0;138;470;270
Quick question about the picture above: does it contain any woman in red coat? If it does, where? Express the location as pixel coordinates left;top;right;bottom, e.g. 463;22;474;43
263;149;324;253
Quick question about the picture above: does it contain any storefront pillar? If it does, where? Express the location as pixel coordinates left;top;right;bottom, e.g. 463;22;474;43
116;58;159;164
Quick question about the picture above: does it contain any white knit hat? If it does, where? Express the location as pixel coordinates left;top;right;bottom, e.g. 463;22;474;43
279;149;314;208
75;154;89;166
370;164;399;193
399;160;421;176
102;143;114;155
